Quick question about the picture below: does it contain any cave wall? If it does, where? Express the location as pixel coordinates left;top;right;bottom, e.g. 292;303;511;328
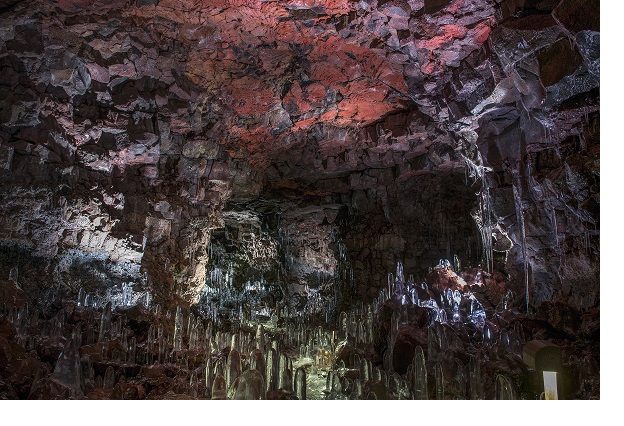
343;172;482;302
0;0;599;310
472;0;600;309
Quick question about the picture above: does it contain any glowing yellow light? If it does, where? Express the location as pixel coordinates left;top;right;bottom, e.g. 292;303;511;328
543;371;558;400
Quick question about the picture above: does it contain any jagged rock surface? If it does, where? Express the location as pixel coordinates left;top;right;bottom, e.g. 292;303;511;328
0;0;599;311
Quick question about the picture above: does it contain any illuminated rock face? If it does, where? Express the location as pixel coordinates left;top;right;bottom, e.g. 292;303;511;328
0;0;599;309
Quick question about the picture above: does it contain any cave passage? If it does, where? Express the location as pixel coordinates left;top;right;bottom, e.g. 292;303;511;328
0;0;599;401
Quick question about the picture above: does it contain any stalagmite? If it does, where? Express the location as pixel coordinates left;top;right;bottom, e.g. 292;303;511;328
413;346;428;400
295;367;306;400
98;302;112;343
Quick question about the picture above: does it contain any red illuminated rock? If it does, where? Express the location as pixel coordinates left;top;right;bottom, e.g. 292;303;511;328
426;267;468;295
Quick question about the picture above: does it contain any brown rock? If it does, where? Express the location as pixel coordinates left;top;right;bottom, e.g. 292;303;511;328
426;267;468;295
85;63;110;84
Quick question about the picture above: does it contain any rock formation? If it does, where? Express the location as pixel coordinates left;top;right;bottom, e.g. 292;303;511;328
0;0;599;313
0;0;601;403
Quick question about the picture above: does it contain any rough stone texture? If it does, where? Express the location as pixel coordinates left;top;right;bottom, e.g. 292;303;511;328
0;0;599;311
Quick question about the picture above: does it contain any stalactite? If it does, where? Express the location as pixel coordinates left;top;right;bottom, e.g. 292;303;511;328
461;150;494;273
512;166;530;313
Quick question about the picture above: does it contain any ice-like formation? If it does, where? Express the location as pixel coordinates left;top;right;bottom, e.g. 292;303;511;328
2;252;543;400
512;166;530;313
461;149;494;273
